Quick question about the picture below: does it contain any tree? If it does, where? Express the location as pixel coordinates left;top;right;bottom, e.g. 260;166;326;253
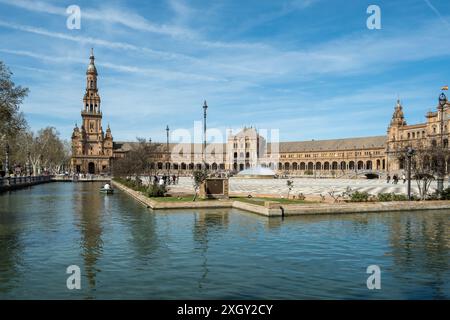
392;140;450;200
112;138;162;178
17;127;67;175
286;179;294;199
0;61;29;164
192;169;208;201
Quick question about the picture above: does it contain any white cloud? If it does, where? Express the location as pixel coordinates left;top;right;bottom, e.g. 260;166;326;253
0;0;195;38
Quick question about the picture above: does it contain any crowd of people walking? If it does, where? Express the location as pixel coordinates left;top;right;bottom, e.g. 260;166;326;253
386;173;407;184
151;174;179;186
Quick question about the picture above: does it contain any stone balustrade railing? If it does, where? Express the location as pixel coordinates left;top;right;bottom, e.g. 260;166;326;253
0;175;51;192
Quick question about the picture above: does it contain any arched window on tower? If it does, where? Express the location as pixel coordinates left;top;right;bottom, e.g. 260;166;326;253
90;80;94;88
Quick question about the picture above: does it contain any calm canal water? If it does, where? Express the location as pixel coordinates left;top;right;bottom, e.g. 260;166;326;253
0;182;449;299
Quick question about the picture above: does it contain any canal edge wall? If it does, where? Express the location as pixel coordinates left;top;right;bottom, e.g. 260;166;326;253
112;180;450;217
0;176;52;193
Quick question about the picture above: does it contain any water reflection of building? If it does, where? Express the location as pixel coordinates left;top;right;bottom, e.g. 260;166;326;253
75;183;104;289
388;212;450;298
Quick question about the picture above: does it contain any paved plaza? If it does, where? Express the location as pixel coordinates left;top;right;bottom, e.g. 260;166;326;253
168;177;443;198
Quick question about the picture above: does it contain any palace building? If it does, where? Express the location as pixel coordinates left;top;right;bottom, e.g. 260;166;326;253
71;50;450;177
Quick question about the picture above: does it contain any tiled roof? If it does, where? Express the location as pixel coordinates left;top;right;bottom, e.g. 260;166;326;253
113;136;387;154
271;136;387;153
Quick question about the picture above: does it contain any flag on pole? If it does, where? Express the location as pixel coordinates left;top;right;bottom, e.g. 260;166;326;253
442;85;448;90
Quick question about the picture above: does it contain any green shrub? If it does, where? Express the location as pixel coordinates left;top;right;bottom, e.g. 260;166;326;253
377;193;408;202
113;177;148;193
392;193;408;201
439;187;450;200
348;191;370;202
377;193;393;202
147;184;167;197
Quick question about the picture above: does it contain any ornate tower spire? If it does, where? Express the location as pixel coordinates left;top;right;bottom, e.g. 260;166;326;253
87;48;97;75
83;48;100;114
390;99;406;126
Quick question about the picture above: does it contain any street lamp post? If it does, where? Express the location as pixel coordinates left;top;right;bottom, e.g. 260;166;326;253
437;92;447;193
166;126;170;178
203;100;208;170
406;147;415;200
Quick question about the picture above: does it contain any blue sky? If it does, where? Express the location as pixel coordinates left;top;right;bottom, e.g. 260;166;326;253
0;0;450;142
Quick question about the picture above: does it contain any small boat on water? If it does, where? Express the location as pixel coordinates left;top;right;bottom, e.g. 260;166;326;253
100;182;114;194
100;188;114;194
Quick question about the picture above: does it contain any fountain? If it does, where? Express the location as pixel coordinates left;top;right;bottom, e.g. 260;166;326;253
236;166;275;179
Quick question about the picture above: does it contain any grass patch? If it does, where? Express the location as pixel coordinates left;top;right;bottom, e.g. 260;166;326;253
233;197;316;206
150;195;217;202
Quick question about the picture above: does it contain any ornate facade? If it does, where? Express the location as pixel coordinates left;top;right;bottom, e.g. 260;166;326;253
71;50;450;177
71;49;114;174
111;97;450;177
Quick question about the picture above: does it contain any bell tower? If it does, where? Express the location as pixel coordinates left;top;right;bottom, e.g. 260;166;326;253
71;49;113;174
82;48;102;144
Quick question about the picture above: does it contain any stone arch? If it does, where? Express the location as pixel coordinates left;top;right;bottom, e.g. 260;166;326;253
331;161;338;170
284;162;290;171
357;161;364;170
349;161;355;170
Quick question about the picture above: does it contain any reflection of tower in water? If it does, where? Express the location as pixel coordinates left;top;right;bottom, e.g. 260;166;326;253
75;183;104;290
193;211;229;288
